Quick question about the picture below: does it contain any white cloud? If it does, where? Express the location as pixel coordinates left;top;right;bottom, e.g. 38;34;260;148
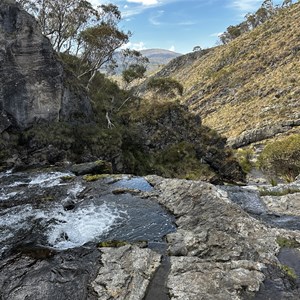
127;0;159;5
122;41;147;51
149;10;164;25
169;45;175;52
230;0;262;11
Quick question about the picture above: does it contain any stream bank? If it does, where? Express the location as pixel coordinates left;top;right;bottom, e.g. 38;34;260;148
1;169;300;299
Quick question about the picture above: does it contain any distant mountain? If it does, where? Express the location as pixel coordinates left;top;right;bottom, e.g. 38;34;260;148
141;3;300;148
106;49;182;75
140;49;182;72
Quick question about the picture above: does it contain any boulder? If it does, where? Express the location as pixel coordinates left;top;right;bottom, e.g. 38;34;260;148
71;160;112;176
91;245;161;299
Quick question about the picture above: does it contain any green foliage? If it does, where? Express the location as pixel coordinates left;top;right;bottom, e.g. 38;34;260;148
21;123;74;150
60;176;76;182
152;142;216;180
279;264;298;280
122;64;147;84
235;148;254;173
83;174;110;181
98;240;128;248
147;77;184;97
258;134;300;180
276;237;300;248
259;187;300;196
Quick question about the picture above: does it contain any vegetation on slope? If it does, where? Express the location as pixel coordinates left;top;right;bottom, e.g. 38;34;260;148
146;1;300;144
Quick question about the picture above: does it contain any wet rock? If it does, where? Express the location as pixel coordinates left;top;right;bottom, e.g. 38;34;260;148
91;245;161;300
0;244;101;300
146;176;300;299
71;160;112;176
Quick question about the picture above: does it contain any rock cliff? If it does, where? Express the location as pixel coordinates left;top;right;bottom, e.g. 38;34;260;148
0;0;93;130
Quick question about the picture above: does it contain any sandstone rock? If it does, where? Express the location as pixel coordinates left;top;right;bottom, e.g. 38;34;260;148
91;245;161;300
261;192;300;216
168;257;265;300
0;1;93;129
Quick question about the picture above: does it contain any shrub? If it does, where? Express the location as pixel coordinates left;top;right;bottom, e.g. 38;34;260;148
147;77;184;97
235;148;254;173
258;134;300;180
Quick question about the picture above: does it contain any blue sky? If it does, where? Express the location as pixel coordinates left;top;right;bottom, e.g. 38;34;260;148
91;0;283;54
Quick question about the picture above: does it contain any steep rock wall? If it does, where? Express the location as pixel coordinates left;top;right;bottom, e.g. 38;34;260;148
0;0;93;130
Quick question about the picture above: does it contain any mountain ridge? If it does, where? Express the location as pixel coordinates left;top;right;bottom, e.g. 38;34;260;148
142;2;300;147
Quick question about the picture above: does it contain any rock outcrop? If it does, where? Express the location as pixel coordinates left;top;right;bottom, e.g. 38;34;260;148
145;176;300;299
0;0;93;130
91;245;161;299
1;169;300;299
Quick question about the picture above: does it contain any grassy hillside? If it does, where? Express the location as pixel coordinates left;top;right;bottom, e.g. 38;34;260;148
145;3;300;146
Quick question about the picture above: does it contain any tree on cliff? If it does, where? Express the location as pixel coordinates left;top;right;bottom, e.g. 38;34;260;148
17;0;130;88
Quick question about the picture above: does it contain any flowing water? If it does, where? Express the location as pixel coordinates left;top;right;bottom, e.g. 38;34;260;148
0;170;176;257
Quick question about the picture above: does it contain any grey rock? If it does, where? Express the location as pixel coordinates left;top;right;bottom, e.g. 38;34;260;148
228;120;300;148
71;160;112;176
263;193;300;215
91;245;161;300
0;1;93;129
146;176;300;299
0;244;101;300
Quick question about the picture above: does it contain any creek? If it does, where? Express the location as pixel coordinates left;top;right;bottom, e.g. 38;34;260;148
0;169;176;257
222;183;300;299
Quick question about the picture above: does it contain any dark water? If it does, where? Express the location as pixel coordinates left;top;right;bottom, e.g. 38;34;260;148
222;184;300;299
221;185;300;230
0;171;176;255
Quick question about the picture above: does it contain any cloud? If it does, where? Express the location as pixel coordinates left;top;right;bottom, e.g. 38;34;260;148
149;10;164;25
169;45;175;51
122;41;147;50
127;0;159;5
230;0;262;11
178;21;197;26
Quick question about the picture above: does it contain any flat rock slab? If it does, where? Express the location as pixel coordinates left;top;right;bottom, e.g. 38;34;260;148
91;245;161;300
145;176;300;299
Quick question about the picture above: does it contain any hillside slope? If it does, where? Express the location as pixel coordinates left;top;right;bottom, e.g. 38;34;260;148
148;3;300;147
140;49;181;72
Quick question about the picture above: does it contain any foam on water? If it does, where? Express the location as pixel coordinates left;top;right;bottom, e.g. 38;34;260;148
67;182;84;198
0;191;18;201
29;171;73;187
0;202;124;251
46;203;123;249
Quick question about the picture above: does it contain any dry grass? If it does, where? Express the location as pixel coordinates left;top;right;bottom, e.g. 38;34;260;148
149;3;300;140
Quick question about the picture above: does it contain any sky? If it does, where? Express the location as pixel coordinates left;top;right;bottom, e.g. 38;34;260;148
91;0;284;54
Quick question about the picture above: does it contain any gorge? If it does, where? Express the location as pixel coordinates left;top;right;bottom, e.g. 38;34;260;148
1;0;300;299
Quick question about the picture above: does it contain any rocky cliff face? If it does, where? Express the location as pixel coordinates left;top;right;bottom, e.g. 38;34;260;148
0;0;93;130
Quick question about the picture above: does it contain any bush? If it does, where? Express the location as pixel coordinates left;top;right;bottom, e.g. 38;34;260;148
235;148;254;173
147;77;184;97
258;134;300;180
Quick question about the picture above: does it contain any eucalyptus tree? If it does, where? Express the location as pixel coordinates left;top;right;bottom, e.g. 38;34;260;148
17;0;130;87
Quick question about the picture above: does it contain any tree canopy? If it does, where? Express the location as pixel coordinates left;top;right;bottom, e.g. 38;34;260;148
17;0;131;87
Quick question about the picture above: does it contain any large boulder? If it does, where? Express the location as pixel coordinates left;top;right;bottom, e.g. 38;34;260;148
0;0;93;130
